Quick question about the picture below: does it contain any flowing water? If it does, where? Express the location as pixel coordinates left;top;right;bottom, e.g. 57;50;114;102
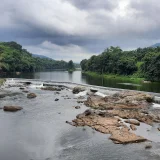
0;82;160;160
1;70;160;93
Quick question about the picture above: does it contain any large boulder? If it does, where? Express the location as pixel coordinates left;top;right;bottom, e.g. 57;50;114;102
72;86;85;94
3;106;23;112
27;93;37;99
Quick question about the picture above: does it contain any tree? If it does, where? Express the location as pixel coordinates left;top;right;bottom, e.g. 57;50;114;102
68;60;75;70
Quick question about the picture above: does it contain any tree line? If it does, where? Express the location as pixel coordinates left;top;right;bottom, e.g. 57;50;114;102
80;46;160;81
0;41;75;72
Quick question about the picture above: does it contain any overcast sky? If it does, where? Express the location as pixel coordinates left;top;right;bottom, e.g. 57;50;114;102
1;0;160;62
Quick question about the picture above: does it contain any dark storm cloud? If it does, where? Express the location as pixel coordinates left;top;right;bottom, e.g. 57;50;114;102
0;0;160;62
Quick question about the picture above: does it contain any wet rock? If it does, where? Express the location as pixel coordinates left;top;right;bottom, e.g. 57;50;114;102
90;88;98;93
130;124;137;131
72;86;85;94
19;87;25;90
145;144;152;149
74;106;80;109
84;91;153;110
125;119;140;126
68;109;146;144
55;98;59;101
110;128;146;144
108;110;154;125
27;93;37;99
3;106;23;112
24;82;32;85
22;90;29;93
41;87;61;91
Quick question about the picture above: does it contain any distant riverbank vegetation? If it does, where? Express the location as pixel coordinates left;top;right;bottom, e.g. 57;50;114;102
80;46;160;82
0;41;75;73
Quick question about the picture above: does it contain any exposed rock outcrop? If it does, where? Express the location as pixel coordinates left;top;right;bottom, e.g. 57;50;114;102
68;109;146;144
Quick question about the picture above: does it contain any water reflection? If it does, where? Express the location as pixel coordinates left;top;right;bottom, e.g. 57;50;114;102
1;71;160;93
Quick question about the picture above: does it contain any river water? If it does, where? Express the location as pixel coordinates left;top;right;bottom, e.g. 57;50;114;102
1;70;160;93
0;80;160;160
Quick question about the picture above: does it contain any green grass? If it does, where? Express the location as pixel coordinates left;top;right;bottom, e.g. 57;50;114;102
83;71;144;82
0;79;5;86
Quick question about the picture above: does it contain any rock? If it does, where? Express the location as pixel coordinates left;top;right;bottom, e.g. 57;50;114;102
158;128;160;131
24;82;32;85
72;86;85;94
68;109;147;144
19;87;25;90
3;106;23;112
22;90;29;93
84;91;152;110
110;128;146;144
75;106;80;109
41;87;61;91
125;119;140;126
55;98;59;101
145;144;152;149
108;110;153;125
27;93;37;99
130;124;137;130
90;88;98;93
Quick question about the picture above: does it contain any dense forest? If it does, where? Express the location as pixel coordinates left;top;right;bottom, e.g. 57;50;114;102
0;41;73;72
80;46;160;81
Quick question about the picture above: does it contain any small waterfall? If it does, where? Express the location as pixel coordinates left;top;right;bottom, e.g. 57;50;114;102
153;96;160;104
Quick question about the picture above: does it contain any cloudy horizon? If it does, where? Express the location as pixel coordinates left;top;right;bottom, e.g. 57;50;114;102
1;0;160;62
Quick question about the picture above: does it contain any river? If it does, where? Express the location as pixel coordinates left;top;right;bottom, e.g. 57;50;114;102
0;79;160;160
1;70;160;93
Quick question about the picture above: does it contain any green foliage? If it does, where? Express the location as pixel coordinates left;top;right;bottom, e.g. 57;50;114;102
68;60;75;70
80;46;160;82
0;41;68;72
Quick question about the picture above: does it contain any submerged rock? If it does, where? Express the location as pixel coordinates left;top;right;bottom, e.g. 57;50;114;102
27;93;37;99
3;106;23;112
74;106;81;109
145;144;152;149
72;86;85;94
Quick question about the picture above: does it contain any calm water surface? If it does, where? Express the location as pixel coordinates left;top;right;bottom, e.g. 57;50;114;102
1;71;160;93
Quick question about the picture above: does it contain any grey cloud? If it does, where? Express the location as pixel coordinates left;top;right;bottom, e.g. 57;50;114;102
0;0;160;62
63;0;117;10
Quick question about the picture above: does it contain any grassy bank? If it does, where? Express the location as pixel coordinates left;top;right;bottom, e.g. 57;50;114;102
0;79;5;86
82;71;144;82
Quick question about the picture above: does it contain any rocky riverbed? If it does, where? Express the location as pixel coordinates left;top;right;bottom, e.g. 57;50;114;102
0;78;160;160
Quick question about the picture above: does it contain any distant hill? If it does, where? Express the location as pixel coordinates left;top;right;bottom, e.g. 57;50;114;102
0;41;69;72
150;43;160;48
32;54;53;60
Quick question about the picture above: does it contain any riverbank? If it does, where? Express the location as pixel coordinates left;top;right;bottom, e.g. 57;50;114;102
0;79;5;86
83;71;144;82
